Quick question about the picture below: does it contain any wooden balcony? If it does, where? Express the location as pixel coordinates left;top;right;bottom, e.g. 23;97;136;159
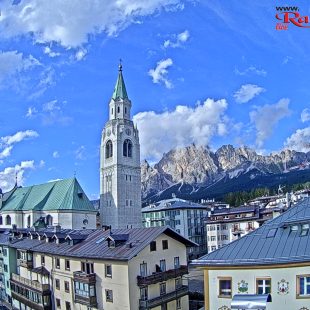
139;285;188;309
75;294;97;308
73;271;96;284
11;291;51;310
137;265;188;287
11;273;50;293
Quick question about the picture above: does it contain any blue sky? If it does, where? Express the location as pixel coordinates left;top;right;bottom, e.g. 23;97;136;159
0;0;310;198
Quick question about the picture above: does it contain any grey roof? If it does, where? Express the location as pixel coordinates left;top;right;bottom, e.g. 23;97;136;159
211;205;256;215
143;198;207;213
192;197;310;267
8;226;197;261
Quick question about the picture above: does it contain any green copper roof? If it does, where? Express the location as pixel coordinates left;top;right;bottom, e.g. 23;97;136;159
1;178;96;213
111;64;128;100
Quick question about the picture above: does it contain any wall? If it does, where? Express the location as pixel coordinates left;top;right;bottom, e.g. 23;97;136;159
207;265;310;310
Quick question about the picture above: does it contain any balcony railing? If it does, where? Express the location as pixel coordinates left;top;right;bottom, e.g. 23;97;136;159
11;273;50;293
73;271;96;284
139;285;188;309
137;265;188;286
17;258;33;269
75;294;97;307
11;291;51;310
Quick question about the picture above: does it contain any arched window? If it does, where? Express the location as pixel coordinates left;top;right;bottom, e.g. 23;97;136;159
111;108;113;115
105;140;113;159
46;215;53;226
0;216;2;225
117;106;120;113
27;215;31;227
125;107;127;114
6;215;11;226
123;139;133;157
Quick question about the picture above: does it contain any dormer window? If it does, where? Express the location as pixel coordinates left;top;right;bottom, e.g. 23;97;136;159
108;239;115;248
301;224;309;236
291;225;298;232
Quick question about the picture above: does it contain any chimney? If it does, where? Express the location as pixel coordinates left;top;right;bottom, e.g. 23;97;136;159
54;225;61;233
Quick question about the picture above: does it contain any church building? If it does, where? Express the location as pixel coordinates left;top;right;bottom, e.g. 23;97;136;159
100;63;142;229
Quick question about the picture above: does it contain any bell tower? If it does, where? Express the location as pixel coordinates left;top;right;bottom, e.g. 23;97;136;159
100;62;142;229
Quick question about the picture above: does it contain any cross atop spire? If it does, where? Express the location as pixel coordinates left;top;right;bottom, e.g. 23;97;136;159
112;60;128;100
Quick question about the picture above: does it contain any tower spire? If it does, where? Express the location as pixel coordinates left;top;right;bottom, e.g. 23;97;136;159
112;60;128;100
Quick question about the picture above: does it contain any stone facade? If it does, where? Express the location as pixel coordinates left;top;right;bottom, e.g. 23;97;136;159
100;65;141;229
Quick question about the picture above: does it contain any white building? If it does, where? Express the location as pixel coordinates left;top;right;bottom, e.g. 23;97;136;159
142;198;208;258
193;197;310;310
0;178;97;230
100;63;141;229
5;226;195;310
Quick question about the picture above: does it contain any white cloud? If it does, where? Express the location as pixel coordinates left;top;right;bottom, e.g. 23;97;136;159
52;151;60;158
133;98;229;160
285;127;310;153
250;98;291;148
75;146;86;160
148;58;173;88
26;107;38;118
0;50;40;87
163;30;190;48
75;48;87;61
43;46;60;58
1;0;184;48
0;130;39;160
301;108;310;123
234;84;265;103
26;100;72;126
0;160;36;192
234;66;267;77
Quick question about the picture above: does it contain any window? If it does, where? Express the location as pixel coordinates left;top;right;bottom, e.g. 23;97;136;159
297;275;310;297
41;255;45;265
56;299;61;308
75;281;96;298
218;277;232;298
160;259;166;272
105;140;113;158
5;215;11;226
55;258;60;269
150;241;156;252
106;289;113;302
301;224;309;237
123;139;132;157
55;279;60;290
105;264;112;278
27;215;31;227
256;278;271;294
162;240;168;250
125;107;127;114
140;287;148;301
65;301;71;310
117;106;120;113
161;304;167;310
0;216;2;225
106;175;112;192
211;236;216;241
46;214;53;226
65;281;70;293
175;277;182;289
174;256;180;269
140;262;147;277
81;262;94;274
3;264;8;272
65;259;70;270
176;298;181;309
160;282;166;295
3;248;7;257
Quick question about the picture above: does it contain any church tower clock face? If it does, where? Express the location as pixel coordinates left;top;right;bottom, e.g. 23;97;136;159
100;62;142;229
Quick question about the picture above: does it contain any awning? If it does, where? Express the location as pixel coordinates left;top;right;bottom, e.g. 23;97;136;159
231;294;272;309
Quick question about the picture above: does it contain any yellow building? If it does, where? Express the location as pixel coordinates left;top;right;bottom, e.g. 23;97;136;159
6;226;195;310
192;197;310;310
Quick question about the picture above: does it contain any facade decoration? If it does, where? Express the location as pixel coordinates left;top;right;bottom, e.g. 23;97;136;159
238;280;249;293
277;279;289;295
218;306;230;310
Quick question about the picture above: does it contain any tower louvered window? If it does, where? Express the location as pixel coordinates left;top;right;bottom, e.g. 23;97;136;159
123;139;132;157
106;140;113;158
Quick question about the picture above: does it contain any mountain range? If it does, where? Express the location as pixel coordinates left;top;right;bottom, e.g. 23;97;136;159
141;144;310;205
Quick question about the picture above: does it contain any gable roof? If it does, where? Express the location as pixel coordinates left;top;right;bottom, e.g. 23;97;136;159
192;197;310;267
8;226;197;261
0;178;96;213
